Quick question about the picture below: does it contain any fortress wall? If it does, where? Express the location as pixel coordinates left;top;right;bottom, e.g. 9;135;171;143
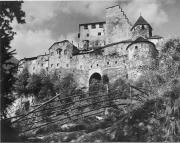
48;41;75;72
105;5;131;44
127;42;158;81
35;55;49;73
104;42;130;56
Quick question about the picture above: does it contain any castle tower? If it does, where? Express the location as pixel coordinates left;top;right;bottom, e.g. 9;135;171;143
131;16;152;40
127;37;158;82
105;5;131;44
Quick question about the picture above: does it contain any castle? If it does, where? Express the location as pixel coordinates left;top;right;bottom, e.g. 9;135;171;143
18;5;163;88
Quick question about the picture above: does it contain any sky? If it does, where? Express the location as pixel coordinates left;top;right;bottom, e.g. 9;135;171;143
11;0;180;60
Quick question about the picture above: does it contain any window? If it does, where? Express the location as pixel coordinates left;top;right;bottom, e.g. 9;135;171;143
98;32;101;36
56;48;62;55
51;52;53;56
51;64;53;67
66;64;69;67
84;25;88;29
87;33;89;37
33;67;35;70
91;24;96;29
41;64;43;67
78;33;80;38
80;65;82;69
115;61;117;64
142;25;145;29
135;46;138;50
99;24;103;28
57;63;59;67
64;49;67;55
91;65;92;68
97;64;99;67
107;62;109;65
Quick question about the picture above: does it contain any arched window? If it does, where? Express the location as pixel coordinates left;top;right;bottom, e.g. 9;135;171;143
64;49;67;55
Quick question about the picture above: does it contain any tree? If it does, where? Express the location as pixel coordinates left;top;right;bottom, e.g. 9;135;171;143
27;74;42;97
0;1;25;118
159;38;180;81
14;68;30;97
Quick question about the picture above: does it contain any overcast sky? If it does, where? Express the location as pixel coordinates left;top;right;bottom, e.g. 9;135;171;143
11;0;180;60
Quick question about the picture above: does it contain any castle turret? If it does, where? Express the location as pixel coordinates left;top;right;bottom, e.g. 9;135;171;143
127;37;158;81
131;16;152;40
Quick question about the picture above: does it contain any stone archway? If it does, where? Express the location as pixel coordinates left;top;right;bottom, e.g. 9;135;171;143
89;72;102;85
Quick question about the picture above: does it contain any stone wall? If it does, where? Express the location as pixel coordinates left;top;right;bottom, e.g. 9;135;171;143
18;5;163;89
79;22;106;49
131;25;151;40
127;42;158;81
105;5;131;44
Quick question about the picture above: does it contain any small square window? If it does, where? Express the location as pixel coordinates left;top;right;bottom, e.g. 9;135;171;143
98;32;101;36
84;25;88;29
91;24;96;29
99;24;103;28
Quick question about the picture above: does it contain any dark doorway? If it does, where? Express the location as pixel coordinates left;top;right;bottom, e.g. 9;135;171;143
89;73;102;85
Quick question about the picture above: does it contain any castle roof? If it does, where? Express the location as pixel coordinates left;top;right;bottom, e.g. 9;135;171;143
126;37;155;50
48;40;70;50
131;16;152;30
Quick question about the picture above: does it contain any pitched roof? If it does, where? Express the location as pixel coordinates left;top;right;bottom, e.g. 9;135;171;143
126;36;155;50
131;16;152;30
48;40;69;50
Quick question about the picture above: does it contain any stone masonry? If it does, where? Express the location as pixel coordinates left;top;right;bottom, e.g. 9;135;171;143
18;5;163;89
